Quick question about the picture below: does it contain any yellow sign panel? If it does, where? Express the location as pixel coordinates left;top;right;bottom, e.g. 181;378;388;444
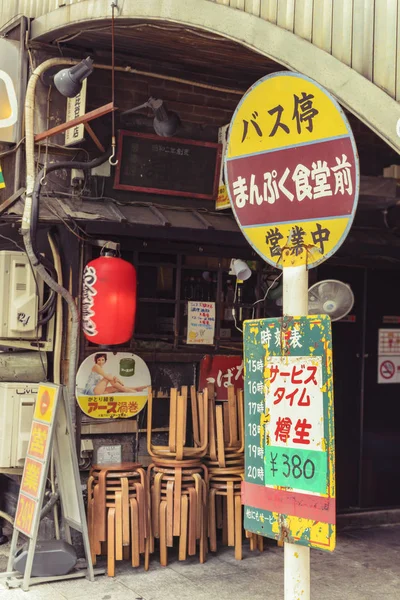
34;385;57;424
224;72;360;268
15;494;37;538
77;393;148;419
227;74;349;158
21;457;43;499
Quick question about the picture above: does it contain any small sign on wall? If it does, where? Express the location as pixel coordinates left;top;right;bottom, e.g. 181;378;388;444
65;79;87;146
377;329;400;384
186;301;216;345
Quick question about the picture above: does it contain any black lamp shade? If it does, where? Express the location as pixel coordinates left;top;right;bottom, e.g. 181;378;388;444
54;57;94;98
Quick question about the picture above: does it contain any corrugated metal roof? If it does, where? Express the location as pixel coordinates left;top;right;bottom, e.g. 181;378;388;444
5;195;241;233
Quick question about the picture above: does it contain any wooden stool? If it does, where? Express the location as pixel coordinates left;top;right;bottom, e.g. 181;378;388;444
149;459;208;566
87;462;150;575
147;386;208;460
205;385;263;559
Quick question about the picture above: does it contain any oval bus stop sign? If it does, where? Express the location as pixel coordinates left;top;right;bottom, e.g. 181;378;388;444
225;72;360;268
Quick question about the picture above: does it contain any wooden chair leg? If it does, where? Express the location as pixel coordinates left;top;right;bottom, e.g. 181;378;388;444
222;497;228;546
216;405;226;468
160;501;168;567
188;488;197;556
152;472;163;539
121;477;130;548
176;394;185;461
234;495;242;561
107;508;115;577
199;480;207;564
193;474;202;539
115;491;123;561
135;483;146;555
169;388;177;452
249;533;256;551
130;498;140;568
191;385;200;447
166;480;174;547
179;494;189;561
208;489;217;552
144;537;150;571
228;386;238;446
227;482;235;547
173;467;182;537
216;494;223;530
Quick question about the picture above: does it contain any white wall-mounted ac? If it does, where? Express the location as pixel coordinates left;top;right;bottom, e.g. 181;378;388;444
0;382;38;468
0;251;44;340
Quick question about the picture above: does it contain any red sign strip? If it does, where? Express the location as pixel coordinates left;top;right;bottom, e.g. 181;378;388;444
241;481;336;523
226;136;356;226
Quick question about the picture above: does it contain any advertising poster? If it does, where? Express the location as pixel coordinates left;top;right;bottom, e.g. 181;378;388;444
186;301;216;345
76;352;151;419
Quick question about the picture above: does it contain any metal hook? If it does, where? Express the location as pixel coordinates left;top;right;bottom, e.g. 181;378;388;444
109;145;118;166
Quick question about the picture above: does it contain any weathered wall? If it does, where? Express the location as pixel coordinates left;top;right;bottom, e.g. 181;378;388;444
2;0;400;101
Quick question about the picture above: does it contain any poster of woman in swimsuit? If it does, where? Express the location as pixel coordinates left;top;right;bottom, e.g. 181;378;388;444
76;352;151;419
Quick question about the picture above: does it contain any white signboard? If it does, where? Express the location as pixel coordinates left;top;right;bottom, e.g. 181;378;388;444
378;329;400;355
65;79;87;146
263;356;324;459
186;301;216;345
97;444;122;464
377;329;400;384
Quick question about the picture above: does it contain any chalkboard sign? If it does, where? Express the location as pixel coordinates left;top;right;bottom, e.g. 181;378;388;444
114;130;222;200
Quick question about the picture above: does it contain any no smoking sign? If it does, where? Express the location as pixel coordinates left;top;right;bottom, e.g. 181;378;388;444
378;357;400;384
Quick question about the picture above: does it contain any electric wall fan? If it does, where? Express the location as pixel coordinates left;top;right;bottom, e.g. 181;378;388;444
308;279;354;321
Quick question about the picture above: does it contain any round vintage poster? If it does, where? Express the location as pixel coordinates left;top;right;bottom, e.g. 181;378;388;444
76;352;151;419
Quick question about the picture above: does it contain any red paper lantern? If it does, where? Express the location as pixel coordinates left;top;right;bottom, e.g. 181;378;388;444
82;255;137;345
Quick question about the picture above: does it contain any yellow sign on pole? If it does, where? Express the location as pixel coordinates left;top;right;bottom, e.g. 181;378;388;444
6;384;96;590
225;72;360;268
15;384;60;538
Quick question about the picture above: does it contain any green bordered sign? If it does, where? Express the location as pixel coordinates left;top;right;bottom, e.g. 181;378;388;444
242;315;336;552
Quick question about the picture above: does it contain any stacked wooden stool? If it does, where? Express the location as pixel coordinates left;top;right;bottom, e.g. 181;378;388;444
87;462;150;576
205;384;263;559
147;386;208;565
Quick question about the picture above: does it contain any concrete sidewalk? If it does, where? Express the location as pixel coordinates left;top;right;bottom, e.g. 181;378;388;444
1;524;399;599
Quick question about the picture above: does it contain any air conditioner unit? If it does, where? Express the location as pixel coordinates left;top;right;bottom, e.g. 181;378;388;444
0;382;38;468
0;251;44;339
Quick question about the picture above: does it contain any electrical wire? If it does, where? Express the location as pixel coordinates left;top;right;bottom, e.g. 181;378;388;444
0;137;25;159
41;195;94;243
251;271;283;318
48;231;63;540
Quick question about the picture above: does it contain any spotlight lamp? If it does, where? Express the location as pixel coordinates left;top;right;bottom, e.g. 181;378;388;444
121;97;180;137
54;57;94;98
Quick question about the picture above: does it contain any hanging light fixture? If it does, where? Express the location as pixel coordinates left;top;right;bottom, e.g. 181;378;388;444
121;97;180;137
229;259;252;281
53;57;94;98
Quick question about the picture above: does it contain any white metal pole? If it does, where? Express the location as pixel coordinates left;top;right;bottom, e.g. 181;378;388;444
282;262;310;600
